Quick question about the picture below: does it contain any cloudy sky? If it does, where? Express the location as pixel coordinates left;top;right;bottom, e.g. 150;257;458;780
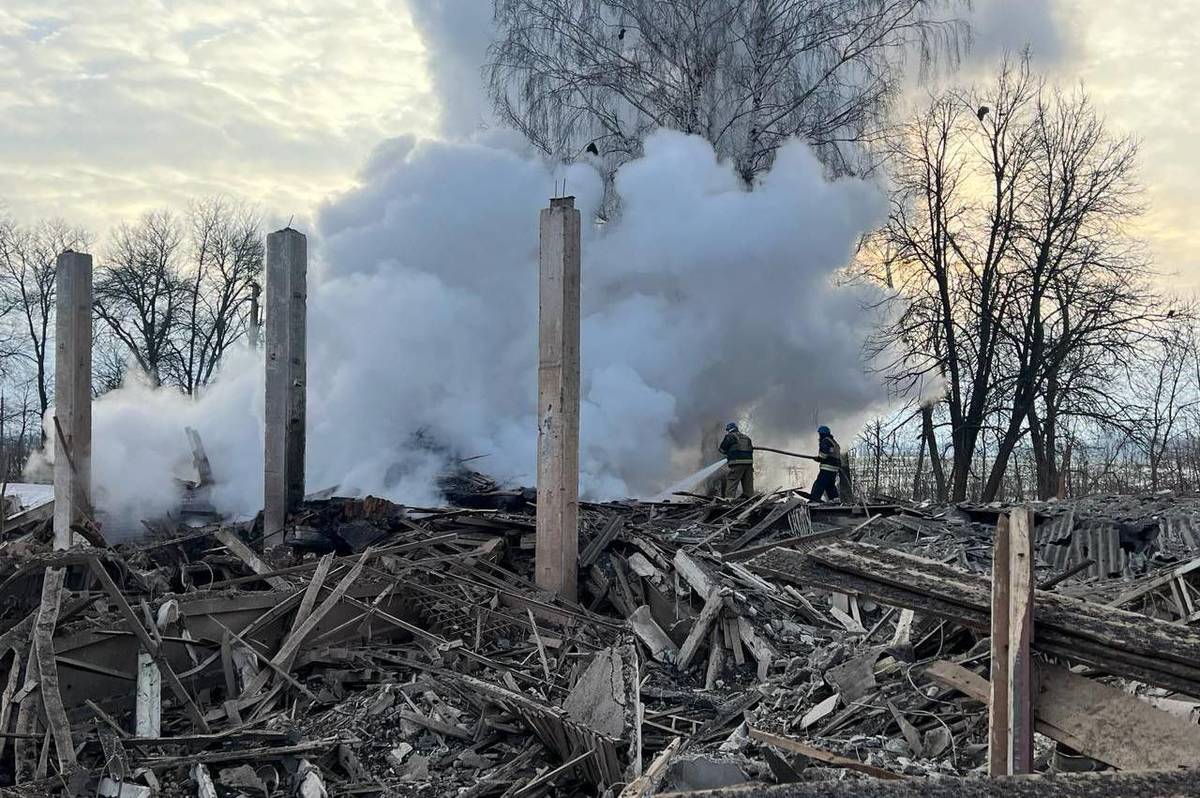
0;0;1197;281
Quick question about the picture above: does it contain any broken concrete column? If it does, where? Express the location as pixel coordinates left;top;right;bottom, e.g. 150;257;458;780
53;251;93;550
535;196;581;599
263;228;307;546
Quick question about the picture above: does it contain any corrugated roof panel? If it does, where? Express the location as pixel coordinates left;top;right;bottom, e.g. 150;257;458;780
1160;514;1200;558
1035;509;1075;545
1036;522;1128;579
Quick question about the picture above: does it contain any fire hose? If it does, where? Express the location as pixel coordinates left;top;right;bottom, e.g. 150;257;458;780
753;446;819;461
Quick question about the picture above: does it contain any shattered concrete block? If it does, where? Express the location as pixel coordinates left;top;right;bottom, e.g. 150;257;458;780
924;726;952;758
562;644;636;739
296;759;328;798
800;693;840;730
402;754;430;781
98;778;151;798
387;742;414;770
662;756;749;791
824;646;884;702
218;764;268;795
629;606;678;663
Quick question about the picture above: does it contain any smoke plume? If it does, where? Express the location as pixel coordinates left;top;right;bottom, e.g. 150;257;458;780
34;7;892;527
36;129;885;526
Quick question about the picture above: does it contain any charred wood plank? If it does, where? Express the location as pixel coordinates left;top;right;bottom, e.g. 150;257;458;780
753;542;1200;695
655;768;1200;797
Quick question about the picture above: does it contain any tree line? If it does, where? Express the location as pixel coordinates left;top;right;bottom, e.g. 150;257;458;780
0;198;262;474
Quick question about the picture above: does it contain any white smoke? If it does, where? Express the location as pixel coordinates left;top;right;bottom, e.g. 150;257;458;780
31;3;896;526
316;128;886;500
919;373;949;408
39;129;885;525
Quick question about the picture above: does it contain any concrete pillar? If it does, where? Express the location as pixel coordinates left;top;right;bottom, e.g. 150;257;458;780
53;251;92;551
536;196;581;600
263;229;307;546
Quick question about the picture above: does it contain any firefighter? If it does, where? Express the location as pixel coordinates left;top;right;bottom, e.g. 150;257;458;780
810;425;841;502
718;422;755;498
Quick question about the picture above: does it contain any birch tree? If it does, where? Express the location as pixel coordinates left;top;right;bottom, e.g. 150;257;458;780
489;0;967;186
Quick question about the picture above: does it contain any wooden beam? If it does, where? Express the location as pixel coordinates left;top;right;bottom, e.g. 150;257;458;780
535;195;581;600
655;768;1200;798
1035;663;1200;771
747;728;902;780
988;513;1011;775
212;528;289;590
263;227;307;546
676;589;724;670
53;251;93;550
753;543;1200;695
237;549;371;702
619;736;680;798
33;568;74;772
1007;506;1035;774
925;660;1200;772
726;495;804;552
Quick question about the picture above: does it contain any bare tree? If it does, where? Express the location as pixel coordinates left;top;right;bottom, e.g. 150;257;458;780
980;85;1159;499
866;55;1165;501
1129;318;1197;490
0;218;90;423
167;198;263;394
864;56;1038;501
94;210;188;385
489;0;967;187
92;327;131;397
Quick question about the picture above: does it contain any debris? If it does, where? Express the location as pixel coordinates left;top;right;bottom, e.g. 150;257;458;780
97;778;151;798
747;727;903;780
925;659;1200;770
757;541;1200;695
562;645;637;739
386;742;414;769
629;605;678;663
662;755;748;791
217;764;268;795
2;486;1200;796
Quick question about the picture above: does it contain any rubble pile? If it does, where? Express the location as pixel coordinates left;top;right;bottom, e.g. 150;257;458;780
2;485;1200;796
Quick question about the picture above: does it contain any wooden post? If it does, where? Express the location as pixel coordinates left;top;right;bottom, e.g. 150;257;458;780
1007;506;1035;773
535;196;581;600
988;514;1011;776
989;507;1035;775
53;251;92;551
263;229;307;546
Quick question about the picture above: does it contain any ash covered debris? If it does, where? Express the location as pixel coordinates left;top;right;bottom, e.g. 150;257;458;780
1;487;1200;795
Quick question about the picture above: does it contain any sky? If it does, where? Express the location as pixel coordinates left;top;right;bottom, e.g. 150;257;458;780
0;1;1196;281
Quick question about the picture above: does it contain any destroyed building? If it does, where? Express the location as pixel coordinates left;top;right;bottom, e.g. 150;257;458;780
5;210;1200;798
7;476;1200;796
